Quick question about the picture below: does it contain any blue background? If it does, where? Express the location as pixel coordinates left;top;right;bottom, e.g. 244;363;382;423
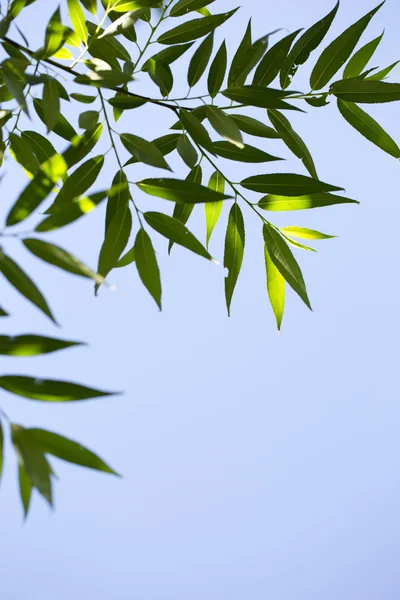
1;0;400;597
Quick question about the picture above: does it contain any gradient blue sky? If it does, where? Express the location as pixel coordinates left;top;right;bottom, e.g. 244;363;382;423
1;0;400;597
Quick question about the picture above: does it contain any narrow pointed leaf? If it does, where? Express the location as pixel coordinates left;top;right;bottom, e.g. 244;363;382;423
224;203;245;316
18;464;32;518
179;108;215;153
212;141;282;163
281;226;335;240
177;134;198;168
343;32;384;79
366;60;400;81
230;114;280;139
157;10;238;45
208;40;227;97
259;192;358;211
264;245;285;330
47;155;104;212
188;32;214;87
137;178;231;203
206;105;243;148
0;376;118;402
228;19;252;86
34;98;77;141
331;79;400;103
121;133;171;170
170;0;216;18
253;30;302;87
205;170;224;247
241;173;343;196
12;425;52;505
42;79;60;132
222;86;302;111
134;229;162;309
115;246;135;268
0;335;83;357
98;204;132;280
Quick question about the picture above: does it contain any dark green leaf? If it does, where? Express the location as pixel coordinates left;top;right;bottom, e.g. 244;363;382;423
280;2;339;89
310;2;384;90
205;105;243;148
264;245;285;330
137;177;231;203
47;155;104;213
241;173;343;195
0;376;118;402
146;59;173;97
213;141;282;163
253;30;301;87
105;170;130;231
228;19;252;86
2;59;27;114
115;246;135;268
337;99;400;158
168;166;202;253
34;98;77;141
177;134;198;168
224;203;245;316
121;133;171;170
63;123;103;168
18;463;32;518
343;31;384;79
134;228;162;309
179;108;215;153
208;40;227;98
222;85;302;111
80;0;97;14
108;95;146;109
331;78;400;103
205;170;224;247
0;306;8;317
188;32;214;87
36;191;107;232
230;114;280;138
42;79;60;132
170;0;215;17
21;131;57;166
0;419;3;485
11;425;52;505
143;43;193;68
366;60;400;81
258;192;359;211
9;133;39;174
70;92;97;103
98;203;132;280
157;9;238;44
0;335;83;356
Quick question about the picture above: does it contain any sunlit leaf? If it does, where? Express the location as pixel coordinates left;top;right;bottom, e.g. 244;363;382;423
258;192;359;211
281;226;335;240
137;177;231;203
205;170;224;248
0;335;82;357
205;105;243;148
264;245;285;330
241;173;343;196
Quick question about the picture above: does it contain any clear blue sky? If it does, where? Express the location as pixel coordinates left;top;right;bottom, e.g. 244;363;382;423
1;0;400;597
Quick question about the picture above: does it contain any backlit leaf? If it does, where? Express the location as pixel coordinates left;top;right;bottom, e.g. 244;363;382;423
224;203;245;316
241;173;343;196
68;0;88;44
0;376;118;402
264;245;285;330
205;170;224;248
258;192;358;211
205;105;243;148
157;9;238;45
137;177;231;203
134;229;162;309
281;226;335;240
0;335;83;356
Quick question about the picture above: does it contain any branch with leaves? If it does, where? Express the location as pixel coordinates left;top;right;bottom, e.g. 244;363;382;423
0;0;398;517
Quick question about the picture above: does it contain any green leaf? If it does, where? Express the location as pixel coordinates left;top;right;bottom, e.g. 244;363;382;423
212;141;282;163
188;32;214;87
170;0;215;17
0;335;83;357
18;463;32;518
2;59;28;114
366;60;400;81
0;418;3;485
280;2;339;89
87;21;131;62
47;155;104;213
331;79;400;103
263;223;311;308
68;0;88;44
208;41;227;97
108;95;146;110
343;31;384;79
36;191;107;232
253;30;302;87
6;153;67;226
177;134;198;168
115;246;135;268
281;226;335;240
157;9;238;44
258;192;358;211
78;110;99;129
310;2;385;90
75;70;132;89
0;252;56;323
28;429;118;475
268;109;317;178
146;58;173;97
241;173;343;196
42;79;60;132
224;203;245;316
0;306;9;317
228;18;252;86
34;98;77;141
98;9;138;39
337;99;400;158
230;114;280;139
121;133;171;170
134;229;162;309
264;245;285;330
9;133;39;175
144;211;213;261
205;105;243;148
63;123;103;168
178;108;215;153
137;177;231;203
11;425;53;505
21;131;57;166
42;8;71;59
232;30;282;87
80;0;97;14
0;376;118;402
168;166;202;253
222;86;301;111
205;170;224;248
70;92;97;103
97;204;132;280
105;169;130;231
23;238;105;285
143;43;194;69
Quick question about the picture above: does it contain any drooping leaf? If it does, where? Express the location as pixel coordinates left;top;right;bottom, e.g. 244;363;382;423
208;40;227;97
331;79;400;103
188;32;214;87
241;173;343;196
310;2;384;90
0;335;83;357
205;105;243;148
179;108;215;153
18;463;32;518
137;178;231;203
42;79;60;132
0;252;56;323
258;192;358;211
264;245;285;330
268;109;318;178
230;114;280;139
0;376;118;402
343;31;384;79
134;229;162;310
157;9;238;45
212;141;282;163
263;223;311;309
144;212;213;261
177;134;198;168
280;2;339;89
68;0;88;44
168;166;203;253
146;58;173;97
337;99;400;158
253;30;302;86
105;170;130;231
28;429;118;475
34;98;77;141
97;204;132;280
224;203;245;316
205;170;225;248
23;238;105;285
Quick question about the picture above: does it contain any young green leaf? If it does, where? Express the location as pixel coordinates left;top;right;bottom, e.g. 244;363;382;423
42;8;71;59
268;109;318;178
0;252;56;324
137;178;231;203
264;245;285;330
337;99;400;158
0;335;83;357
281;226;335;240
177;134;198;168
366;60;400;81
121;133;171;170
0;376;118;402
23;238;105;285
230;114;280;139
68;0;88;44
212;141;282;163
263;223;311;309
188;32;214;87
205;105;243;148
144;212;213;261
241;173;343;196
224;203;245;316
253;30;302;86
208;40;227;97
258;192;359;211
42;79;60;132
97;204;132;281
205;170;224;248
157;9;238;45
80;0;97;14
47;155;104;212
28;429;118;475
280;2;339;89
331;79;400;103
343;32;384;79
134;229;162;310
310;2;385;90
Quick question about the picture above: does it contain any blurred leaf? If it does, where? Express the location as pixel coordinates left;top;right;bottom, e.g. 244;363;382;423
34;98;77;141
206;105;243;148
157;9;238;44
47;155;104;213
115;246;135;268
42;8;71;59
21;131;57;166
63;123;103;168
170;0;215;17
18;464;32;518
224;203;245;316
68;0;88;44
70;93;96;103
78;110;99;129
0;335;83;356
0;376;118;402
42;80;60;132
